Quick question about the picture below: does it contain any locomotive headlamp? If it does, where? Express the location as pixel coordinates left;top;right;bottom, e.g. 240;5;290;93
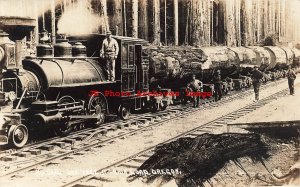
0;30;16;70
0;113;11;128
0;46;4;63
6;91;16;102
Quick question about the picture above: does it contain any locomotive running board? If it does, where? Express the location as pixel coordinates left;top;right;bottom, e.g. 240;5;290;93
69;114;101;120
68;114;101;126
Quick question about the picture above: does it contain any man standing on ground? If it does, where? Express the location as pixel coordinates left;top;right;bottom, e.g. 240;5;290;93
100;31;119;81
212;70;222;102
187;74;203;108
287;65;297;95
251;66;264;101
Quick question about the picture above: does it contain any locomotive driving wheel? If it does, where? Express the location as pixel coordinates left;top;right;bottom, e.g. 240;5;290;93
87;95;106;128
54;96;75;136
8;124;29;148
118;105;131;120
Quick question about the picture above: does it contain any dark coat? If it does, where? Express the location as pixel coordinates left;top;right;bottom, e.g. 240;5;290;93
287;69;296;80
251;69;264;82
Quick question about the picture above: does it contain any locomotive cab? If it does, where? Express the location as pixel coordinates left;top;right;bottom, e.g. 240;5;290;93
68;34;152;119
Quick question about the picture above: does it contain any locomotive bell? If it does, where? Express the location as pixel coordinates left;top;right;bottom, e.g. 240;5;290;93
54;39;72;57
39;30;50;43
72;42;86;57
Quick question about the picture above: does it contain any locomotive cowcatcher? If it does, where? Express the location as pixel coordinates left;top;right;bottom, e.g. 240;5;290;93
0;33;172;148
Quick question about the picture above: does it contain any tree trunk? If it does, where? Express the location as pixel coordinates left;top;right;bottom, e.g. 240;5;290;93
153;0;160;45
190;0;211;46
132;0;138;37
101;0;109;32
241;0;253;46
225;0;236;46
236;0;241;46
164;0;167;45
279;0;285;42
173;0;178;46
138;0;148;40
123;0;127;36
111;0;123;36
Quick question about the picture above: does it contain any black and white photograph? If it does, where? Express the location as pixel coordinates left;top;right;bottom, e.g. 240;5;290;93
0;0;299;186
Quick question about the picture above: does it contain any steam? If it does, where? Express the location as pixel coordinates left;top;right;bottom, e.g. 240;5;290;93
57;1;102;35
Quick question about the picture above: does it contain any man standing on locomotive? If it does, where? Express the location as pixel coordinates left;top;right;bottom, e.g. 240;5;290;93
287;65;297;95
187;74;203;108
251;66;264;101
100;31;119;81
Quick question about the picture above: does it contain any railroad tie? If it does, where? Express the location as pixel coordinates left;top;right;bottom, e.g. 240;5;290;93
74;135;87;141
140;116;154;123
118;161;141;169
1;156;17;161
29;149;42;155
137;119;150;126
39;145;55;151
117;124;125;129
62;138;77;145
16;152;31;158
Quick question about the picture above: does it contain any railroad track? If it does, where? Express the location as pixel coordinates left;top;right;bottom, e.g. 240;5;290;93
0;80;256;157
61;84;290;187
0;79;286;179
0;78;284;157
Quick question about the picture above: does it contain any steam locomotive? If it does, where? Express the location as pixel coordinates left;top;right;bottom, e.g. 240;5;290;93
0;32;173;147
0;30;299;148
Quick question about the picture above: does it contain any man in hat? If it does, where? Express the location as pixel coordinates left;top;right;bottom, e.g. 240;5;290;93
212;70;222;101
187;74;203;108
100;31;119;81
251;66;264;101
287;65;297;95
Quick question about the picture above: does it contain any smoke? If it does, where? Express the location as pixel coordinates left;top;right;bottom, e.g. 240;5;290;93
57;1;102;35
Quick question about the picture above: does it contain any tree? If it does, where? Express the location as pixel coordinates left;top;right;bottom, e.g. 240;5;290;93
138;0;149;40
174;0;178;45
153;0;160;45
190;0;211;47
111;0;123;35
132;0;138;37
